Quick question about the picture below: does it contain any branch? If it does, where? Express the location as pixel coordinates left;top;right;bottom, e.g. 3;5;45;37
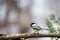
0;33;60;39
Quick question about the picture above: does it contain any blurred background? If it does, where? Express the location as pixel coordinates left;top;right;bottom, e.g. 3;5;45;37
0;0;60;40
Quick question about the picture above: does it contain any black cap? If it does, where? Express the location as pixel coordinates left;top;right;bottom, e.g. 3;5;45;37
30;23;36;27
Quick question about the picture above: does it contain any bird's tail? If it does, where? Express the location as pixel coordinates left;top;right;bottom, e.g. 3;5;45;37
40;28;49;30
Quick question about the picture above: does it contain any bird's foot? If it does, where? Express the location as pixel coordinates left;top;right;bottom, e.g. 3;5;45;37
33;32;40;34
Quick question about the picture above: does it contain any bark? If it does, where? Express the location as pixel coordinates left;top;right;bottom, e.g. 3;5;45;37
0;33;60;39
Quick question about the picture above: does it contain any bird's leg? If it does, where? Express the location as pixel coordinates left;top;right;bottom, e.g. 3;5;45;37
34;29;40;34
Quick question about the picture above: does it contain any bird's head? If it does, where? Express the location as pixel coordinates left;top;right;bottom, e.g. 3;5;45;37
30;23;37;27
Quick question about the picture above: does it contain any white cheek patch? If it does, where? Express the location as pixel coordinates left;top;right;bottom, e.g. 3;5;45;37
32;24;37;27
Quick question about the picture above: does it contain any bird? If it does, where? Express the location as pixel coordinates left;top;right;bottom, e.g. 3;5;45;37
30;23;49;33
30;23;41;33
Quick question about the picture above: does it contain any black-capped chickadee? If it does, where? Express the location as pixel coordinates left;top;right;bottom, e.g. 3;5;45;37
30;23;49;33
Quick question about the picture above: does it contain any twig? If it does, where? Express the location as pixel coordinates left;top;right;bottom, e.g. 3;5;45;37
0;33;60;39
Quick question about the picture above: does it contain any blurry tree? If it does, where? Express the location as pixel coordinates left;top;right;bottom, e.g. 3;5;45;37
46;19;56;33
0;0;21;28
49;14;56;20
2;0;33;33
49;14;60;25
4;0;21;27
46;19;56;40
17;0;32;33
0;0;32;40
46;14;60;40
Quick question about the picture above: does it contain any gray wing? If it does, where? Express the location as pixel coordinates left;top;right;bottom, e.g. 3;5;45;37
32;26;41;30
32;26;49;30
